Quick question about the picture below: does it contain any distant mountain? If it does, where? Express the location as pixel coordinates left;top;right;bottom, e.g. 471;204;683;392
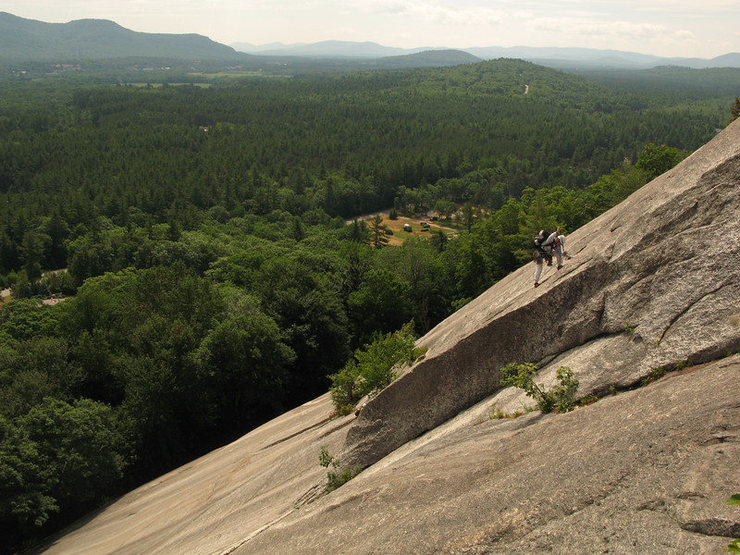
710;52;740;67
235;40;740;70
0;12;245;61
465;45;740;70
465;46;660;67
366;49;480;69
4;11;736;70
232;40;441;58
231;41;291;53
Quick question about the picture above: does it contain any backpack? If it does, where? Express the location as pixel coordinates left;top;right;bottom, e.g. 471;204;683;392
534;230;549;250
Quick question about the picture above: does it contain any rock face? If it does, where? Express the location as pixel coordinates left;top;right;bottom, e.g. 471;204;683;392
244;357;740;554
45;120;740;554
44;393;354;554
343;117;740;470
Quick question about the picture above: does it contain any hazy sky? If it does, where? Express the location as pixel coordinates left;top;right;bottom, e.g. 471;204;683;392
4;1;740;58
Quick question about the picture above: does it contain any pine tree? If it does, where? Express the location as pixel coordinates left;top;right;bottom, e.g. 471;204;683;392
348;219;369;243
368;215;390;248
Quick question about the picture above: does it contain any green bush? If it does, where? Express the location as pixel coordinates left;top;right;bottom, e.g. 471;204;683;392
329;322;421;414
727;495;740;552
318;446;360;492
500;362;579;413
635;143;687;181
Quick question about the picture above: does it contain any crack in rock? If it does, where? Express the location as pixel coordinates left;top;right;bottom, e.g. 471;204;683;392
681;518;740;538
658;282;731;342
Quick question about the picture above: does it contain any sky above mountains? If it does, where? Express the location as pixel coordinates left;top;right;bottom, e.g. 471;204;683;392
4;0;739;59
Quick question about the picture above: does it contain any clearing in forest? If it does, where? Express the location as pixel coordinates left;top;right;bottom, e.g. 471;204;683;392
377;215;457;246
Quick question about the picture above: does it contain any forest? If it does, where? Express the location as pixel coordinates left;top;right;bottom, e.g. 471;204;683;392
0;58;737;551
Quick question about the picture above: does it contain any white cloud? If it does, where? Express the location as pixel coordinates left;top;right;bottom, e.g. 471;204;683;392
675;30;695;41
340;0;509;25
609;0;738;13
533;17;667;39
403;3;506;26
520;0;739;13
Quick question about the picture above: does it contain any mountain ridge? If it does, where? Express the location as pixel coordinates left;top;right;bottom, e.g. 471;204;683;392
0;11;244;61
232;39;434;58
235;39;740;69
357;49;480;69
2;12;737;69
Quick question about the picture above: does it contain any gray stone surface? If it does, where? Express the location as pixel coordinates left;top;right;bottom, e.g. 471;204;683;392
343;118;740;470
44;121;740;554
43;394;354;554
244;357;740;554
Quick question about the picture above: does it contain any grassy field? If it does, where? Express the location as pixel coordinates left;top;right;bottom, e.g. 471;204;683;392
124;82;213;88
186;72;291;79
380;215;457;246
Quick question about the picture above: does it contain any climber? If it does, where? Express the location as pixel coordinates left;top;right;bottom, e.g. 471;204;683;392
533;227;571;287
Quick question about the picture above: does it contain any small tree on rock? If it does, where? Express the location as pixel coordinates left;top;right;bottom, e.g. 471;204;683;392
500;362;579;413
